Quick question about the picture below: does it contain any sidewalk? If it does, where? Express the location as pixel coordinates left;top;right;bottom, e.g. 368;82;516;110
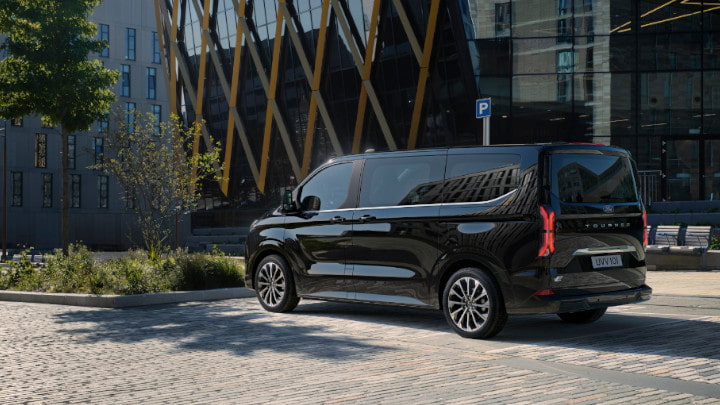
646;270;720;297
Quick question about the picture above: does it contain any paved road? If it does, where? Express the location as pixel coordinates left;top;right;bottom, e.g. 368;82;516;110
1;272;719;404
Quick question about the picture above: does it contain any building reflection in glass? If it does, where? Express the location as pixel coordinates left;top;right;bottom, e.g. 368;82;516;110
158;0;720;226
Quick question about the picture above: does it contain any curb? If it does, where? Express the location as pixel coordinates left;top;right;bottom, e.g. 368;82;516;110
0;287;257;308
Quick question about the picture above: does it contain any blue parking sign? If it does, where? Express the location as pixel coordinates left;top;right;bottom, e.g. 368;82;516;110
476;98;491;119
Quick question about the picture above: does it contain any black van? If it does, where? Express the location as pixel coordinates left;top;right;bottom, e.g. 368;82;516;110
244;144;652;338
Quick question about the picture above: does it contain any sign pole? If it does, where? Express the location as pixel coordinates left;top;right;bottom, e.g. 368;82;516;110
483;116;490;146
475;98;491;146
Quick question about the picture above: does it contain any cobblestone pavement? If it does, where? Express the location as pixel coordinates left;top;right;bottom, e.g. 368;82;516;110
1;290;720;404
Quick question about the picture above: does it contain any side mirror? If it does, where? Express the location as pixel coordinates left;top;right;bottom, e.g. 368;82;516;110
282;189;297;213
301;195;321;211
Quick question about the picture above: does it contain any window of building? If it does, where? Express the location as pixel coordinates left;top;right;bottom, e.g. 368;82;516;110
557;0;572;44
100;24;109;57
151;104;162;134
126;28;136;60
11;172;22;207
11;117;22;127
68;134;76;170
146;67;157;99
71;174;81;208
557;50;574;74
557;74;571;102
126;102;136;133
98;114;109;133
35;133;47;168
94;137;104;165
98;175;109;208
120;64;131;97
152;31;161;63
495;3;511;37
42;173;53;208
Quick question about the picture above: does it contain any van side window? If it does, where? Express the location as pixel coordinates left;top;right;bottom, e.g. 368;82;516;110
444;154;521;203
299;162;353;211
359;156;445;207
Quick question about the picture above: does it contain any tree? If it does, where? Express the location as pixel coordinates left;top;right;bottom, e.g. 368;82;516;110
0;0;118;252
94;111;221;259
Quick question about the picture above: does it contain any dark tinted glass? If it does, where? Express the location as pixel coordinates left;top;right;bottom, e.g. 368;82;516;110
550;153;638;203
359;156;445;207
444;154;521;203
299;162;353;211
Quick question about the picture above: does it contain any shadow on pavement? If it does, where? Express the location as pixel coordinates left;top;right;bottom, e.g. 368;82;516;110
291;300;720;361
52;298;720;362
52;301;399;360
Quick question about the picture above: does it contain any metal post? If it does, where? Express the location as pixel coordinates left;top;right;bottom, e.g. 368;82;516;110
1;119;6;262
483;117;490;146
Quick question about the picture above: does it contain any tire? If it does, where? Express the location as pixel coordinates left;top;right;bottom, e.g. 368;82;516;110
442;268;508;339
254;254;300;313
557;307;607;324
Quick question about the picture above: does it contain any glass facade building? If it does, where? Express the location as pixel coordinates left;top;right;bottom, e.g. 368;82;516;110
156;0;720;217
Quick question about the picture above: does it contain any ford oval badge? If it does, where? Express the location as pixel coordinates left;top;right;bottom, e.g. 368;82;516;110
603;205;614;214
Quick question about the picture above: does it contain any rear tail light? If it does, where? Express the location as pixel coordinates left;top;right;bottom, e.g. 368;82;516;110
538;206;556;257
642;210;648;247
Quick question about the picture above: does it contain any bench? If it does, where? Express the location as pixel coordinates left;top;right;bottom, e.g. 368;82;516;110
646;225;714;270
646;225;681;253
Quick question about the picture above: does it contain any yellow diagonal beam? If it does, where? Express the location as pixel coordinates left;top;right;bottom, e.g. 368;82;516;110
302;0;331;177
331;0;396;151
407;0;440;150
190;0;212;185
221;0;257;195
351;0;381;154
391;0;422;64
259;2;287;193
279;0;342;178
237;13;302;191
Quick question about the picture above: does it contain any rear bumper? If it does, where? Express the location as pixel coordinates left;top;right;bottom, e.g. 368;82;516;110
508;284;652;314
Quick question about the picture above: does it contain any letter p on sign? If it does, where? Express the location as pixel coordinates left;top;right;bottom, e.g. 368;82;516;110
476;98;491;119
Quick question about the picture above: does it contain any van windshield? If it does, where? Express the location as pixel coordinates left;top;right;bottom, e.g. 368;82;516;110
549;153;638;203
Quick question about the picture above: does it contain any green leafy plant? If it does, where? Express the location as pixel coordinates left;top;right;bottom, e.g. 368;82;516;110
0;245;244;295
709;235;720;251
0;248;42;291
91;113;222;259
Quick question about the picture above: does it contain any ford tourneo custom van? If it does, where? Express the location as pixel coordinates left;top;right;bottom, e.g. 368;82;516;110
245;144;652;338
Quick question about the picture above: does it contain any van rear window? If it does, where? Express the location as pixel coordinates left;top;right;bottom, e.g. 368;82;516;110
549;153;638;203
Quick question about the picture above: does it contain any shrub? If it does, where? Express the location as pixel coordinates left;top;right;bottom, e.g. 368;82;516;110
0;245;245;294
0;248;43;291
175;251;244;290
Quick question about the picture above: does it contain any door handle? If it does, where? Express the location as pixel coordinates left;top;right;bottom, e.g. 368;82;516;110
358;215;376;223
330;216;346;223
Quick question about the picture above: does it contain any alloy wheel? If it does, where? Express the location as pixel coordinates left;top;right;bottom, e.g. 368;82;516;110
446;276;490;332
257;261;286;308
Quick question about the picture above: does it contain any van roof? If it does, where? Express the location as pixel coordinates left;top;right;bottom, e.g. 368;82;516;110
328;143;630;164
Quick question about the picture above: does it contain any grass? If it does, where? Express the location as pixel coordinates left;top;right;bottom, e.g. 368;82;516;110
0;244;245;295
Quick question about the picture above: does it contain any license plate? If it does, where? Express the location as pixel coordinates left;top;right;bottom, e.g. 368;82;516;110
591;254;622;269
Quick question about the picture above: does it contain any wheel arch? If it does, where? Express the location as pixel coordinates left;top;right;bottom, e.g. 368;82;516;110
247;241;294;291
436;254;512;310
